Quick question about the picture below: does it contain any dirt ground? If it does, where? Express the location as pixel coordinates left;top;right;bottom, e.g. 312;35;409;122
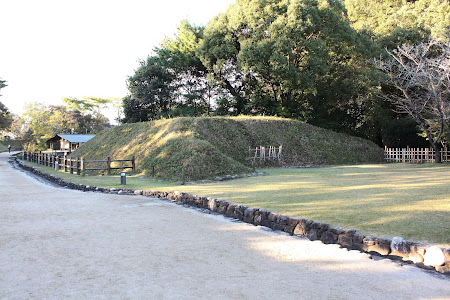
0;152;449;299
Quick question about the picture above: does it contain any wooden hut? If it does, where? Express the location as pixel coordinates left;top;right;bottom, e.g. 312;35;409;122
46;134;95;153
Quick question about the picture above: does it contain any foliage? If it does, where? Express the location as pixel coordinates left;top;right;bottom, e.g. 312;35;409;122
18;100;110;150
125;1;383;140
345;0;450;42
72;116;384;181
199;0;379;129
123;21;220;123
374;38;450;161
122;0;450;146
0;79;12;130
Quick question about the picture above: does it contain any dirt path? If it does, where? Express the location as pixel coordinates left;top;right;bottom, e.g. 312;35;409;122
0;152;449;299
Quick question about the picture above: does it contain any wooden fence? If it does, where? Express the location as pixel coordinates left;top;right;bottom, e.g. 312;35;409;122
249;145;282;161
384;146;449;163
23;151;135;175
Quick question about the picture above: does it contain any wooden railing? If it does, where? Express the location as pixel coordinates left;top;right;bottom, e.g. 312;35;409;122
23;151;135;175
384;146;449;163
249;145;282;161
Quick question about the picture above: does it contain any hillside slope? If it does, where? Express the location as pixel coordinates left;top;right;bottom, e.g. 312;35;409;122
72;116;384;180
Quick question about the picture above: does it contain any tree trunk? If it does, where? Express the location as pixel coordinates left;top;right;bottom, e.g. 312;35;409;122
433;143;442;163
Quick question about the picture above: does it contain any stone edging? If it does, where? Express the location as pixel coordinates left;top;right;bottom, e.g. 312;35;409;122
11;157;450;276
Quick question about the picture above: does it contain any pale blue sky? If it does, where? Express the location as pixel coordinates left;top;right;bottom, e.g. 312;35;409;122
0;0;235;117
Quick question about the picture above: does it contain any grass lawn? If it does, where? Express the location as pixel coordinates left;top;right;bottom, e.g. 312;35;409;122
22;160;450;246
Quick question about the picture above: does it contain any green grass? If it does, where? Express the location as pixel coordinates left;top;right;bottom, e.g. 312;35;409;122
24;161;450;246
71;116;384;181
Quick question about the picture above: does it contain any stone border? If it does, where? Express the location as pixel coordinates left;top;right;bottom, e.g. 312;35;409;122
11;157;450;276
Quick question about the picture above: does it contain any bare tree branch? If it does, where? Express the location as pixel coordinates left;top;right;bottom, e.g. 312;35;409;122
374;38;450;162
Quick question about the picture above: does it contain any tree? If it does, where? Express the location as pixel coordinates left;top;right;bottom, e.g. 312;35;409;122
374;38;450;162
124;56;177;122
0;78;12;130
62;97;111;133
62;96;111;116
344;0;450;42
21;103;79;150
199;0;379;131
123;21;220;123
0;101;11;130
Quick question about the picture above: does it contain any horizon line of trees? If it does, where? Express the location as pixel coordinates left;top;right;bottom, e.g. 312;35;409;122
1;0;449;155
122;0;449;152
0;93;116;151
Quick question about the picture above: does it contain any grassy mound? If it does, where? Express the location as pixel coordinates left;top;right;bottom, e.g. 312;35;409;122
71;116;384;180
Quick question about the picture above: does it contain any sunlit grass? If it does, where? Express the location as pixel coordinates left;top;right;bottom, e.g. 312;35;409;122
23;161;450;246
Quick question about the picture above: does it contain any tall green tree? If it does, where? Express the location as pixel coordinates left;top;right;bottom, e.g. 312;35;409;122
124;21;224;122
345;0;450;42
0;78;12;130
21;103;78;150
124;56;176;122
199;0;379;133
62;97;111;133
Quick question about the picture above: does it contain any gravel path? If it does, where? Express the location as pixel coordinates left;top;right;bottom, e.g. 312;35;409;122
0;152;449;299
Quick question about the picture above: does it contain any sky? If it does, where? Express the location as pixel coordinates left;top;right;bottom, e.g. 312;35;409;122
0;0;235;119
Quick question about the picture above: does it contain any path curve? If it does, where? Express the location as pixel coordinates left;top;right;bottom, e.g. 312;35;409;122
0;152;448;299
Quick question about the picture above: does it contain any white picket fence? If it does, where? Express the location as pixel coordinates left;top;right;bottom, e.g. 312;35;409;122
384;146;449;163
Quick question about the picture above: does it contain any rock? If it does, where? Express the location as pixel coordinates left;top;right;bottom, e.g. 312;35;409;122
243;208;256;223
363;236;376;246
293;219;312;236
408;245;425;264
444;248;450;262
268;212;278;222
277;216;288;226
338;235;353;248
283;225;294;235
306;229;321;241
272;223;283;231
226;204;236;218
369;242;391;256
261;220;272;228
390;237;410;256
311;222;321;229
287;217;300;228
233;206;244;220
435;264;450;275
423;246;445;267
319;223;329;231
345;229;357;237
254;214;262;226
321;231;337;244
208;198;218;212
330;227;346;235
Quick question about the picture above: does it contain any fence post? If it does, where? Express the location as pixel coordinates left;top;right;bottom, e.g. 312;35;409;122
76;157;80;175
70;158;74;174
107;157;111;175
131;156;135;171
81;157;85;176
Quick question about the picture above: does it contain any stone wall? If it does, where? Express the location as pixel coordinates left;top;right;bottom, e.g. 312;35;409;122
12;157;450;276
